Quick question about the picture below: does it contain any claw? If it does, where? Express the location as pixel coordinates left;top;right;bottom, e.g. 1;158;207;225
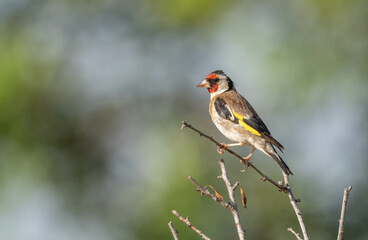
240;147;256;172
217;143;228;154
240;158;249;172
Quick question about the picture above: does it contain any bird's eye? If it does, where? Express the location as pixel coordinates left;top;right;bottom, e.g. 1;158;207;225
208;78;219;85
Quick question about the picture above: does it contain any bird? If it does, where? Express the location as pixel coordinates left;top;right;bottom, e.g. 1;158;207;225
196;70;292;175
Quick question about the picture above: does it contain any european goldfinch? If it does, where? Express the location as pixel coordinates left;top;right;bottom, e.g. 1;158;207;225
196;70;292;175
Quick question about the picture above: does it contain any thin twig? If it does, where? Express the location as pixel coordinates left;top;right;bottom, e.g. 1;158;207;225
172;210;211;240
188;162;245;239
283;172;308;240
218;159;246;240
181;121;286;192
337;185;353;240
188;176;232;209
232;181;240;191
287;228;303;240
168;221;180;240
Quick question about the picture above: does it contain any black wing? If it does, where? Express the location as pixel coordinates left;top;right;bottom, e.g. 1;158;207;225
214;97;238;124
242;110;271;135
215;97;270;134
215;97;284;150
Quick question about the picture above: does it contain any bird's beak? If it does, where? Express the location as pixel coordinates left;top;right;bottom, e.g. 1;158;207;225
196;79;210;88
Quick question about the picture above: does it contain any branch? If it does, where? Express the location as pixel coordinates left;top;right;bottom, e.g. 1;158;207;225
182;121;308;239
218;159;246;240
168;221;180;240
188;161;245;239
287;228;303;240
171;210;211;240
283;172;309;240
188;176;232;209
181;121;286;192
337;185;353;240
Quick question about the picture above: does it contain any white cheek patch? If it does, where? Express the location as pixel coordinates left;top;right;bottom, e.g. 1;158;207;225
210;82;229;98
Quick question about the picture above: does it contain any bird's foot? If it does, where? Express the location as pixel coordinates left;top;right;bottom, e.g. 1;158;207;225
217;143;228;154
240;157;250;172
240;148;255;172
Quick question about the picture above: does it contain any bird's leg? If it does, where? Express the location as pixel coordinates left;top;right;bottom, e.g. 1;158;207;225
217;142;243;154
241;147;256;171
243;147;256;161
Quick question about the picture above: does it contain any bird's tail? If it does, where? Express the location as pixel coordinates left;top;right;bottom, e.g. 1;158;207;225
265;147;293;175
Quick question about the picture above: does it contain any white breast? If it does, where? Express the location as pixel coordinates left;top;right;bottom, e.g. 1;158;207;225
210;103;250;144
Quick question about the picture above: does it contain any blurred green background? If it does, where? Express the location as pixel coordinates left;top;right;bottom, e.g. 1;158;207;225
0;0;367;239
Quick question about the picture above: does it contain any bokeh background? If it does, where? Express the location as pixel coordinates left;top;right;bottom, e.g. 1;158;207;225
1;0;367;239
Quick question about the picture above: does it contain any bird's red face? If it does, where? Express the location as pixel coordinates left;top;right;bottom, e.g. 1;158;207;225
196;73;220;94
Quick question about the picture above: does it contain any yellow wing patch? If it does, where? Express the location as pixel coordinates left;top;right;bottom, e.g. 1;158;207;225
232;111;261;136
